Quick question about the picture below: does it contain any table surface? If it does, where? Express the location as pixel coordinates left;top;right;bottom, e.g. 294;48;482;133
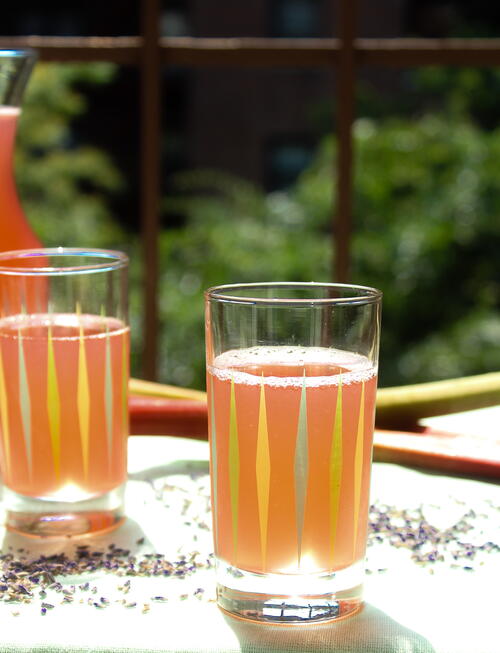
0;410;499;653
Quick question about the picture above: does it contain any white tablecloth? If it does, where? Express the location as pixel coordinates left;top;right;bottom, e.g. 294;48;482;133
0;433;498;653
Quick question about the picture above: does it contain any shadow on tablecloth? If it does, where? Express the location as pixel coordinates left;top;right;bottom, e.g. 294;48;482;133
224;602;436;653
0;515;148;564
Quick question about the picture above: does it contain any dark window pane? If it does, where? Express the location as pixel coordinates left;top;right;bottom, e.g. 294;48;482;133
266;139;315;189
186;0;335;38
3;1;138;36
271;0;321;38
358;0;406;38
169;68;332;188
403;0;500;38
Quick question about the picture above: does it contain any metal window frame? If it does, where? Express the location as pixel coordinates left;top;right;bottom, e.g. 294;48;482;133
2;0;500;379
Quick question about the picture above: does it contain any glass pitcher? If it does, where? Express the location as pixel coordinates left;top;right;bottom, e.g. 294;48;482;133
0;49;40;250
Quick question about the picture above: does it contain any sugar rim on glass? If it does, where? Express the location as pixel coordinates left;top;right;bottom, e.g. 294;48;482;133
209;346;377;388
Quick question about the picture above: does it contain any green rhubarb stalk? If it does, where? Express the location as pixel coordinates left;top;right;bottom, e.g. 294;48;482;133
375;371;500;427
131;370;500;429
129;378;207;402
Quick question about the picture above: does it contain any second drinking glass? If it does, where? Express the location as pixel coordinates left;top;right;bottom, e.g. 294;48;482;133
205;282;382;623
0;248;129;536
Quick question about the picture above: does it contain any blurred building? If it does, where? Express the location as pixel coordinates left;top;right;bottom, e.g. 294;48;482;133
164;0;406;190
5;0;496;195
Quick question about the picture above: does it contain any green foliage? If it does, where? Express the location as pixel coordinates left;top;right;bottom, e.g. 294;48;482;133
156;170;331;386
14;63;500;389
158;114;500;389
16;63;126;249
354;114;500;384
359;66;500;129
15;63;144;374
413;67;500;128
288;115;500;385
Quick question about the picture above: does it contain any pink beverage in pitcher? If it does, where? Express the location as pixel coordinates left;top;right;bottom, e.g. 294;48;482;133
0;49;39;252
0;107;41;251
0;107;44;314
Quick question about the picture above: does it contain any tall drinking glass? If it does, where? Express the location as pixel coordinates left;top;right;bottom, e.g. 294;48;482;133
205;282;382;622
0;248;129;536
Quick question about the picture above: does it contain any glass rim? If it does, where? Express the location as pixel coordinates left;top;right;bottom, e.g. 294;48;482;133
0;247;129;276
0;48;37;59
205;282;382;305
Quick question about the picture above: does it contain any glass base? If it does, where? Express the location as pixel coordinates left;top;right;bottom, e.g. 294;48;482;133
216;558;364;623
3;484;125;537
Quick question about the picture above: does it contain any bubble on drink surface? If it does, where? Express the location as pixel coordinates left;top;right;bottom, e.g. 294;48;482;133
209;345;377;388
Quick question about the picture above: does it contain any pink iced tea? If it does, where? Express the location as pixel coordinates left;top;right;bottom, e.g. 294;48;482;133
0;313;129;500
208;346;377;575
